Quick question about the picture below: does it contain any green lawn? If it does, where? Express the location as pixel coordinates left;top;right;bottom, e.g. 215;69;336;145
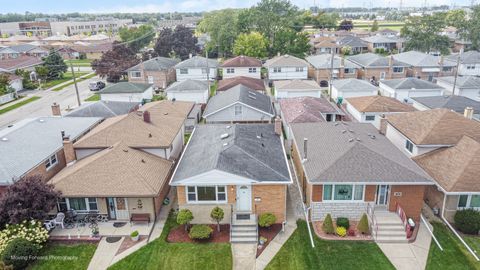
266;220;394;270
465;235;480;254
210;81;217;97
52;73;97;92
426;222;480;270
0;96;41;115
84;94;100;102
41;72;89;89
108;211;232;270
65;59;93;67
28;243;97;270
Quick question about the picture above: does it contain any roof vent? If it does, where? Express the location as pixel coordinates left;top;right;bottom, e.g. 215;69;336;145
334;122;339;126
348;129;354;133
223;143;228;147
249;91;257;96
38;119;45;123
348;138;354;142
248;95;257;100
356;138;361;141
370;135;376;139
226;125;231;129
1;137;8;142
141;159;145;163
341;130;346;134
123;149;128;152
220;133;229;139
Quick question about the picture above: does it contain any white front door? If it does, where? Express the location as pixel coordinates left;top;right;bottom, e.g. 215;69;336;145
114;198;130;220
236;185;252;212
376;185;390;205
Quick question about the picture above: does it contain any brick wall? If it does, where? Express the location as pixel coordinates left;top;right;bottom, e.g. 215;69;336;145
253;185;287;222
388;185;426;221
25;148;67;183
128;69;176;89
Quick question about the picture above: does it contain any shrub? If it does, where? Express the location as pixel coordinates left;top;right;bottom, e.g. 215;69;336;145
454;209;480;234
130;231;139;237
336;217;350;230
322;214;335;234
0;261;13;270
210;207;224;232
258;213;276;228
0;220;49;254
336;226;347;237
177;209;194;231
1;238;39;270
357;213;370;234
347;228;356;236
188;225;213;240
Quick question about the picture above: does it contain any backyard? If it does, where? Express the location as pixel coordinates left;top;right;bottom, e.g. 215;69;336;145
266;220;395;270
108;211;232;270
28;243;97;270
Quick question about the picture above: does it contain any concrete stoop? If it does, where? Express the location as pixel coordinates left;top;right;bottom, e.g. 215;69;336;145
373;211;408;244
231;223;257;244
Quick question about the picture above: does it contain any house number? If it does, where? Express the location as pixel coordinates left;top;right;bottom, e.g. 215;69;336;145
394;192;402;197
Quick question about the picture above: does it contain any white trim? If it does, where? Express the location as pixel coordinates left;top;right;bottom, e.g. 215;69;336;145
45;153;58;171
309;181;434;185
185;185;228;204
59;197;99;212
169;127;197;186
322;184;365;202
457;194;480;210
203;101;275;118
236;185;252;212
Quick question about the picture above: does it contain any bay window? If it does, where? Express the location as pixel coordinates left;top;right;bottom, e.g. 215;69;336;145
186;186;227;203
323;184;364;201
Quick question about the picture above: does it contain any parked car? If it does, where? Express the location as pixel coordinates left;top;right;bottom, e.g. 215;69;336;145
89;81;106;91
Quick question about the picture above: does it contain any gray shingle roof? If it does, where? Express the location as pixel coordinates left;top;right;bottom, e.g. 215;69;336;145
347;53;408;68
436;76;480;89
126;56;180;71
165;79;209;92
306;54;360;69
445;50;480;65
362;35;403;44
332;78;378;92
264;54;308;68
99;82;152;94
411;95;480;113
171;124;291;183
290;122;433;184
0;117;102;185
175;56;219;69
203;85;274;117
381;78;445;90
337;35;368;48
393;51;456;67
8;44;43;53
65;101;139;118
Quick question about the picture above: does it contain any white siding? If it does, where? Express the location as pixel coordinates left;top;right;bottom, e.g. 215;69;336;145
141;127;184;160
205;103;273;123
332;86;377;101
176;68;217;81
222;67;261;79
458;63;480;76
167;90;209;104
267;66;308;80
100;87;153;103
275;89;322;99
385;123;440;157
379;83;444;103
75;148;103;160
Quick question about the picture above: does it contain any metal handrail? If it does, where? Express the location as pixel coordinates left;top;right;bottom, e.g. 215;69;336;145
395;202;409;237
366;203;379;239
230;204;233;242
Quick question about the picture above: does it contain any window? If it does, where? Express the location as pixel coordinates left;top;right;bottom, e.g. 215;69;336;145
466;64;475;70
186;186;227;202
296;67;304;72
344;68;354;74
365;115;375;121
180;69;188;74
442;67;453;72
380;72;386;80
226;68;234;74
69;198;87;211
458;195;468;208
323;185;364;201
248;67;257;73
471;195;480;208
88;198;98;210
131;71;141;78
393;67;404;73
58;198;68;212
458;195;480;209
354;185;364;200
45;154;58;170
323;185;332;200
273;67;282;73
234;104;242;116
334;185;353;200
405;140;414;153
201;68;208;74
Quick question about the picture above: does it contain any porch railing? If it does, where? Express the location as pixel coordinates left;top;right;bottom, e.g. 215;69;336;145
230;204;233;242
366;203;378;240
395;202;410;238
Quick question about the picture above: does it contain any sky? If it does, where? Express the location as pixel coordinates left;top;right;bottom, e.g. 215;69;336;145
0;0;472;14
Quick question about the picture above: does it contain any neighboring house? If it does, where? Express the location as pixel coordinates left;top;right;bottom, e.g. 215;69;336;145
217;76;266;93
379;78;445;103
264;54;308;81
48;101;193;222
279;96;344;140
306;54;359;86
220;55;262;79
203;84;275;124
8;44;49;58
290;122;433;228
445;51;480;76
412;95;480;120
170;124;292;243
71;43;113;59
436;76;480;101
126;56;180;89
64;101;139;118
165;79;209;104
313;37;340;54
345;96;415;130
347;53;409;83
331;78;379;102
336;35;368;54
0;72;22;91
175;56;218;81
0;55;42;73
274;79;322;99
392;51;456;81
362;35;403;52
0;47;20;59
0;117;102;195
99;82;153;103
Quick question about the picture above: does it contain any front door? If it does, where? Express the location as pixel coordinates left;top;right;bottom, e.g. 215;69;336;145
107;197;116;220
376;185;390;205
236;185;252;212
114;198;129;220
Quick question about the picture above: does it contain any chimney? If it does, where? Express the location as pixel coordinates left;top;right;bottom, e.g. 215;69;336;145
51;103;61;116
464;107;474;120
62;135;76;165
274;117;282;136
143;110;151;123
189;53;192;59
303;138;308;161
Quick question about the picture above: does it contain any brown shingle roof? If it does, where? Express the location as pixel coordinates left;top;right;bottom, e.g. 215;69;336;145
49;142;173;197
387;108;480;145
279;97;343;124
217;76;265;92
0;55;42;71
413;136;480;192
74;100;193;148
220;55;262;67
346;96;416;113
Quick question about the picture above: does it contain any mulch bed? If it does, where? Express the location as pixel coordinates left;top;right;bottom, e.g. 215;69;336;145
116;235;148;255
256;223;282;257
313;221;372;241
167;224;230;243
48;236;101;243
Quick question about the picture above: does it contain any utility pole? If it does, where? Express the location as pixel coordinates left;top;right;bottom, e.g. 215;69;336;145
70;62;81;107
206;49;211;96
451;49;463;96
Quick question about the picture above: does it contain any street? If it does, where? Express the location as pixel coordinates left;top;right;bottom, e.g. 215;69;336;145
0;74;101;128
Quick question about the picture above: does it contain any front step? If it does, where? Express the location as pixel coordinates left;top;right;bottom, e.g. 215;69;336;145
371;211;408;243
231;214;257;244
375;236;409;243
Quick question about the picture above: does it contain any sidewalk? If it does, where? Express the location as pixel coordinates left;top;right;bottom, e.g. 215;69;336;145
87;237;123;270
232;243;257;270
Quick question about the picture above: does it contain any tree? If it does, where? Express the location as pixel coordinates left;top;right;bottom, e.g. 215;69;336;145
0;73;11;95
445;9;466;29
154;25;198;60
338;20;354;31
271;29;311;58
401;13;450;54
119;24;155;52
91;42;140;82
42;49;67;80
312;12;339;30
459;6;480;50
34;66;49;84
357;213;369;234
177;209;193;231
322;214;334;234
371;20;379;32
197;9;240;57
0;175;61;228
210;207;224;232
233;32;268;58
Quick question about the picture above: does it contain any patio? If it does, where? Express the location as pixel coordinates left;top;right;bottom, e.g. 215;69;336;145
49;221;153;239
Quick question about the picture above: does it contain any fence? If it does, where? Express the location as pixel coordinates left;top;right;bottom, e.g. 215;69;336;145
0;93;16;105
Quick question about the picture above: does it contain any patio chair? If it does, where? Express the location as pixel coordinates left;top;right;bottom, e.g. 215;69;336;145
52;212;65;229
43;220;55;231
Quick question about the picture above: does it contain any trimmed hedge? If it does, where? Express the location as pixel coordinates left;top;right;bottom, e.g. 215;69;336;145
1;238;39;270
336;217;350;230
322;214;335;234
454;209;480;234
188;224;213;240
258;213;277;228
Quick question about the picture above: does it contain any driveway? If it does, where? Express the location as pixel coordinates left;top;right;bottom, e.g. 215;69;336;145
0;74;100;128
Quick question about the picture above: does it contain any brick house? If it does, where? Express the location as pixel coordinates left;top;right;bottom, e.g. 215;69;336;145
362;35;404;53
170;124;292;243
126;56;180;89
347;53;409;83
0;117;102;196
392;51;456;81
305;54;359;86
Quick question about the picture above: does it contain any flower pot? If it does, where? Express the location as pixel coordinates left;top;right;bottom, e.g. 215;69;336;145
131;235;139;241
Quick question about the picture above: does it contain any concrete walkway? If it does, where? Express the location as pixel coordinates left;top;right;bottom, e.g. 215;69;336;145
87;237;123;270
377;222;432;270
232;243;257;270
